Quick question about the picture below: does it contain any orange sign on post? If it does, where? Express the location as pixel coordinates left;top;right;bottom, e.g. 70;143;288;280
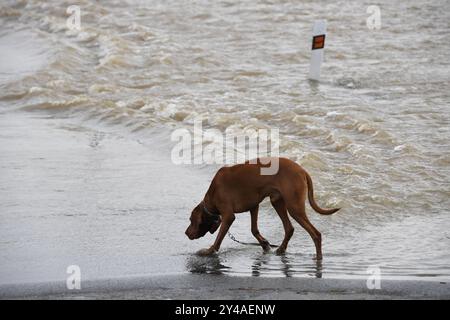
312;34;326;50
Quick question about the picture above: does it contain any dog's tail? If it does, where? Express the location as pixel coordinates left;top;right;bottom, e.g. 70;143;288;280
305;171;340;215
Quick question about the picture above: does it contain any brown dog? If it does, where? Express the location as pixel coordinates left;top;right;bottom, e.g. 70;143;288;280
185;157;340;259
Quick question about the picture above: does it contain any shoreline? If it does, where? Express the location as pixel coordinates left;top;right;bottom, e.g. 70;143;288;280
1;110;449;299
1;273;449;300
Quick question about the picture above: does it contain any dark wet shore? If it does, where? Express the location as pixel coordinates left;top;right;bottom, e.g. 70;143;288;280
1;274;449;300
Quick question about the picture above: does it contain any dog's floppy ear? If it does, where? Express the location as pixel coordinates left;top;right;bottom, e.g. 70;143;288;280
209;218;221;234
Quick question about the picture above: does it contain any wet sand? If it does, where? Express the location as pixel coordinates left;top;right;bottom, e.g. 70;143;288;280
2;109;450;283
0;110;215;284
1;274;449;300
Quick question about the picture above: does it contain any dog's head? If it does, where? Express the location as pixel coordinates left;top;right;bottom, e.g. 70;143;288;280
185;204;221;240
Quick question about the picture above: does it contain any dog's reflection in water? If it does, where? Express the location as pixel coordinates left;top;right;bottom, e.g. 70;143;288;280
186;254;230;275
251;253;293;277
251;253;322;278
186;251;323;278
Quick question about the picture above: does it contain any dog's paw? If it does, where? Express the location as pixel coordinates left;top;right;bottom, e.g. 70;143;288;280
275;247;286;255
261;240;271;253
196;247;217;257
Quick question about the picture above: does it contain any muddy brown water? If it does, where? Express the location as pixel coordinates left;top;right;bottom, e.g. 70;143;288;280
0;0;449;284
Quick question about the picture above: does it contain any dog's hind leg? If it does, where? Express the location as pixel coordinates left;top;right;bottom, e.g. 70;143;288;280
287;201;323;260
250;205;271;252
270;197;294;255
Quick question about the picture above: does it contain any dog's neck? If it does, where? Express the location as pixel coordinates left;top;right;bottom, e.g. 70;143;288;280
202;199;220;219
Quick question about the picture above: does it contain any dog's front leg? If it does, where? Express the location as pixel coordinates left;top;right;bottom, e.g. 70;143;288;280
197;213;235;256
250;206;271;252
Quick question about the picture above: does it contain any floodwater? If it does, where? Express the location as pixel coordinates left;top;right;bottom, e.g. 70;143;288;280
0;0;449;285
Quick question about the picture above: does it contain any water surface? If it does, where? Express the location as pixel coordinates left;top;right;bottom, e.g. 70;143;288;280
0;0;449;283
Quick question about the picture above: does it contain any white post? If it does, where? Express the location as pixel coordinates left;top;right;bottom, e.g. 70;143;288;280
308;20;327;81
